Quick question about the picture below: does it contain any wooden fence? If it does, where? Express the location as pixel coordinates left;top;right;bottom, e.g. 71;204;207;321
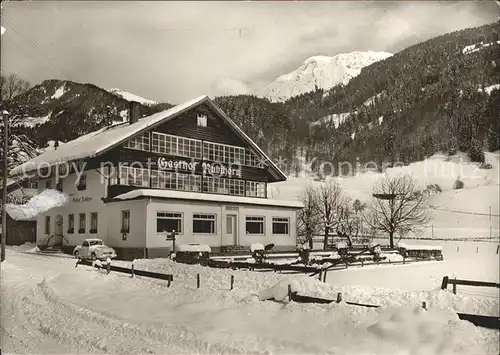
75;260;498;329
441;276;500;295
77;259;173;285
285;286;500;330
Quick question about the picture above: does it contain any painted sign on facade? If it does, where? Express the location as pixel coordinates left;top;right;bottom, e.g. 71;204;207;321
156;157;241;178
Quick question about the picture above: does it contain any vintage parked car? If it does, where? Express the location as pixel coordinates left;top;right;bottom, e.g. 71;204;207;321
73;238;117;261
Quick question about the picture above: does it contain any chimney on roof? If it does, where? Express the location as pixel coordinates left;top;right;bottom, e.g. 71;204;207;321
129;101;140;124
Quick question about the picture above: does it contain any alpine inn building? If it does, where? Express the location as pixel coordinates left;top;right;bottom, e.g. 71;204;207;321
10;96;304;259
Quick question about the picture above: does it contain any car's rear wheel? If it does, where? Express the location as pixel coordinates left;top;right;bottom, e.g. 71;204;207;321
74;251;80;259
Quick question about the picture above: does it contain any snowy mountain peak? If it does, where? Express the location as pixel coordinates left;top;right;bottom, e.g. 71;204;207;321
257;51;393;102
107;88;157;106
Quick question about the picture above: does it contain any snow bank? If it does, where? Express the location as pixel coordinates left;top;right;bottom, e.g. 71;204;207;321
6;242;37;253
366;306;486;354
397;242;442;251
250;243;265;252
92;259;103;268
381;253;404;262
3;246;499;355
258;278;303;301
177;244;211;253
5;189;68;220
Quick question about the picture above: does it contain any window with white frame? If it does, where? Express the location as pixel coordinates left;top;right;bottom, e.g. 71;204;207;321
68;214;74;233
246;181;266;197
77;173;87;191
56;179;63;192
152;132;202;159
157;212;182;234
90;212;98;233
45;215;51;234
78;213;86;233
121;210;130;233
227;145;244;165
246;216;264;235
272;217;289;235
20;177;38;189
120;166;150;187
177;173;201;192
151;170;201;192
245;150;264;168
197;113;207;127
124;132;150;151
202;141;245;165
202;176;245;196
193;214;216;234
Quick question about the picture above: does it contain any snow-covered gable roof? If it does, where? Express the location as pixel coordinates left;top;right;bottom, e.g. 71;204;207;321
10;95;287;181
112;189;304;208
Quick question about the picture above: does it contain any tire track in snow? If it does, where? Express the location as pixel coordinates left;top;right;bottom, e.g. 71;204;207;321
20;277;264;354
1;263;75;354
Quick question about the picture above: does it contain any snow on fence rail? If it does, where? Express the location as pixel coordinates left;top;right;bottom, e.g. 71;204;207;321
281;285;500;330
202;258;323;274
441;276;500;295
78;259;173;285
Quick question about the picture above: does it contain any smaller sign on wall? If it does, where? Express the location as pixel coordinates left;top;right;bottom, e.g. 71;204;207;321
72;196;92;203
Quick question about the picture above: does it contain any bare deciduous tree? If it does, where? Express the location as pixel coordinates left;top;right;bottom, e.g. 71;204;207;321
314;180;348;249
364;174;432;248
297;186;320;249
0;113;38;181
336;203;361;248
0;74;30;101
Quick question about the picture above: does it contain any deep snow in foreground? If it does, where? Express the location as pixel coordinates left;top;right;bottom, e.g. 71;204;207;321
2;245;498;354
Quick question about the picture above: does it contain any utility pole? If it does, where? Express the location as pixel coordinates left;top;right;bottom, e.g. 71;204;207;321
1;0;8;261
1;110;8;262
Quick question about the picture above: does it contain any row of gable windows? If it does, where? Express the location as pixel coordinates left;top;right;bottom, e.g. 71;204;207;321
112;166;266;198
124;131;264;168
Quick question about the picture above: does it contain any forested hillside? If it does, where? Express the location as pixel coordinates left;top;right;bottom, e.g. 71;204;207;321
218;22;500;173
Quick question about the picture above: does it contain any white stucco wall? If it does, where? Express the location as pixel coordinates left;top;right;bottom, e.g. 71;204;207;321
105;199;147;248
36;169;108;246
146;198;297;249
35;169;298;251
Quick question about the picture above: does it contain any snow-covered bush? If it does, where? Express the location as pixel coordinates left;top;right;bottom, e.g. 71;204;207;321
250;243;265;252
424;184;441;196
297;245;311;265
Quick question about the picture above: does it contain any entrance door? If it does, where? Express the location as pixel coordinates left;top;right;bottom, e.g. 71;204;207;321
55;215;63;235
225;215;237;245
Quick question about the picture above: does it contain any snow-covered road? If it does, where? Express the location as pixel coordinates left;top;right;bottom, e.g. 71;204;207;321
0;252;256;354
1;249;499;354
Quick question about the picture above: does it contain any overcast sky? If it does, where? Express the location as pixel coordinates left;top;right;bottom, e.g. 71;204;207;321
1;1;498;104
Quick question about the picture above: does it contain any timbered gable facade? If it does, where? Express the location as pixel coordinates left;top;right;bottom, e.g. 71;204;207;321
102;100;278;199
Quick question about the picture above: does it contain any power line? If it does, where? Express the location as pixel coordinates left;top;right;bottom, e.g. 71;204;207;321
3;14;73;80
430;206;500;217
